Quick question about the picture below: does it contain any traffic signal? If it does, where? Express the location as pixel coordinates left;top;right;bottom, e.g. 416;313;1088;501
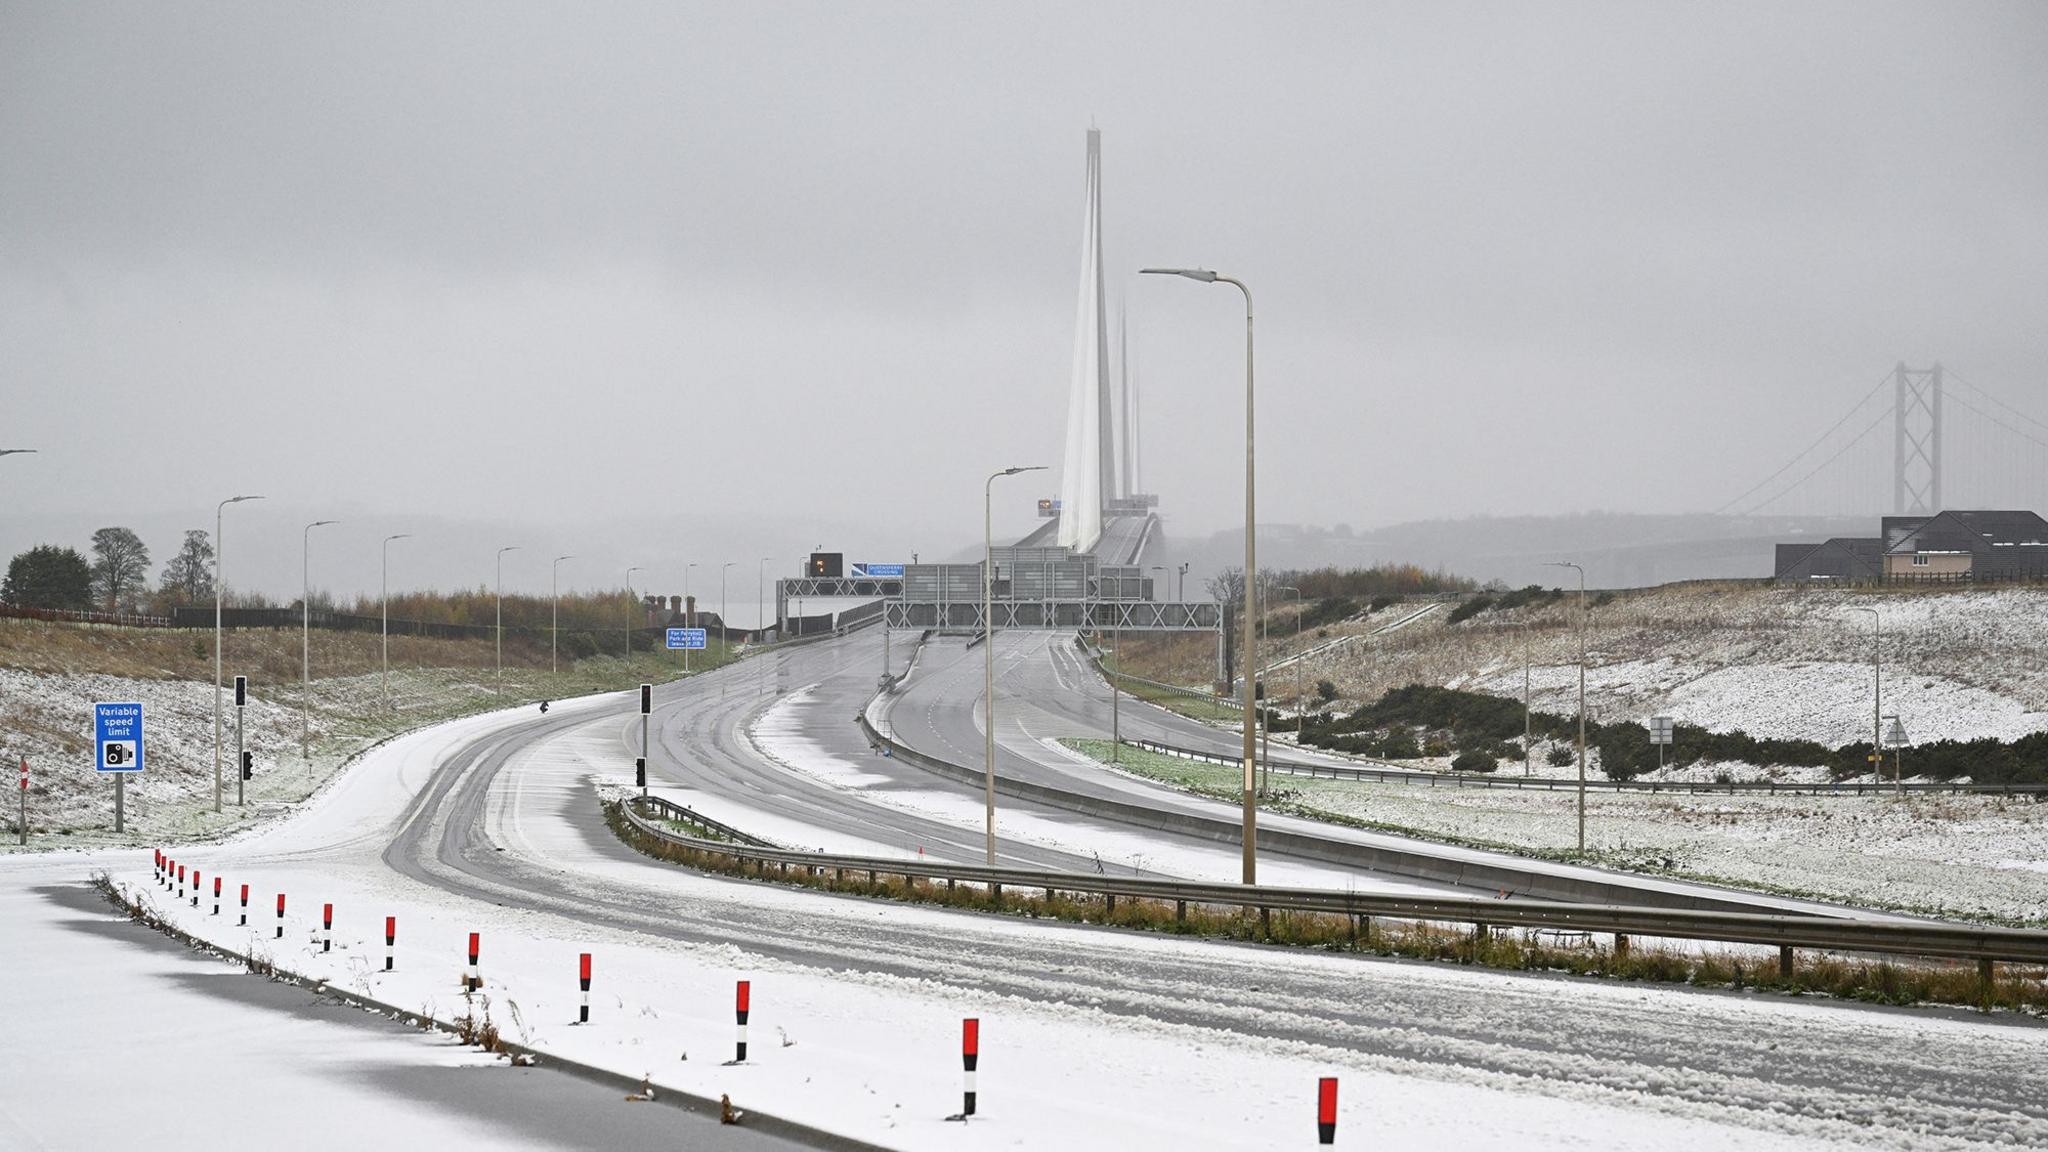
640;683;652;714
240;750;253;781
635;757;646;788
234;676;247;707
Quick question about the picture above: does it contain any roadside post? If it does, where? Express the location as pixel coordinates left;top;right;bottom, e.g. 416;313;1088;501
93;701;144;833
640;683;652;794
1649;715;1674;771
234;675;248;805
1317;1077;1337;1144
17;756;26;845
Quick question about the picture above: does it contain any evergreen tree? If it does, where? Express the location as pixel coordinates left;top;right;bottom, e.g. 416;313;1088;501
2;545;93;609
158;529;215;604
89;526;151;611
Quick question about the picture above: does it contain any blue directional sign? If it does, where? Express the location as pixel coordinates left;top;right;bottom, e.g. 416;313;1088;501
93;702;145;773
665;627;708;650
854;563;905;578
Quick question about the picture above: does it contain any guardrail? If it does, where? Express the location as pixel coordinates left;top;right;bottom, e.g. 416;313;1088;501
619;796;2048;979
0;604;173;628
1129;737;2048;797
638;794;777;847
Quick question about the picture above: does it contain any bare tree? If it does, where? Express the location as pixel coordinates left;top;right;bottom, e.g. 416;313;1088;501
1205;567;1245;607
89;527;150;611
158;529;214;605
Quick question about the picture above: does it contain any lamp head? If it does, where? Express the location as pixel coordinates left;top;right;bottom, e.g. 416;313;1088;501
1141;267;1219;283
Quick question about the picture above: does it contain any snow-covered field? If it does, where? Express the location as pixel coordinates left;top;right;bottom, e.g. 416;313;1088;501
1088;742;2048;923
1220;585;2048;757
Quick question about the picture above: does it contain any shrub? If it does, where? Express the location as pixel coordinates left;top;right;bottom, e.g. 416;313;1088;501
1422;736;1452;758
1445;596;1494;625
1451;750;1497;773
1368;595;1397;613
1546;744;1577;768
1315;679;1338;703
1380;730;1420;759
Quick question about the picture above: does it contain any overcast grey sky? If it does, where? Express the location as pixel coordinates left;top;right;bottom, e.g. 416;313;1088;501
4;2;2045;598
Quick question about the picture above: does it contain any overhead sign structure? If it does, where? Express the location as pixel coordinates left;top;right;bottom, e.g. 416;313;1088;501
854;564;905;578
94;702;145;773
666;627;708;651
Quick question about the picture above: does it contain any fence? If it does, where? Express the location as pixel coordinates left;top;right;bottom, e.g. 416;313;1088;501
0;604;173;628
1127;737;2048;798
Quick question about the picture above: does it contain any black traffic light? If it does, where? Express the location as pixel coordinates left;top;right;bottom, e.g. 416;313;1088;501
635;757;646;788
640;683;652;714
234;675;247;707
241;750;253;781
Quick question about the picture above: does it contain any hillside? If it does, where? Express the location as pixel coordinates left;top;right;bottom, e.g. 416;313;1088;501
0;618;739;848
1122;582;2048;764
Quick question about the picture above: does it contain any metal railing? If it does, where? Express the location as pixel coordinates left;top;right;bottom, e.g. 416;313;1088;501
1128;737;2048;797
619;795;2048;968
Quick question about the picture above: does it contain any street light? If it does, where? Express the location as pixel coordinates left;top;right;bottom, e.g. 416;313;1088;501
213;494;264;814
1545;561;1587;852
301;519;339;761
985;464;1047;864
624;566;642;660
382;534;411;712
1849;607;1887;790
496;546;520;696
1143;266;1259;885
757;557;776;696
684;562;699;672
721;562;736;661
551;555;575;675
0;450;35;458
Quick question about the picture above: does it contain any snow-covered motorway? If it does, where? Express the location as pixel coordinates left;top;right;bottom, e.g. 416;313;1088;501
10;634;2048;1149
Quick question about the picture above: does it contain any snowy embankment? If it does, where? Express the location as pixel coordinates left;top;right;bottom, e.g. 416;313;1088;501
1;664;564;850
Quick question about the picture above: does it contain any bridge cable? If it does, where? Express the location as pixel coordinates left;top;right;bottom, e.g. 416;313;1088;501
1713;370;1892;515
1734;407;1892;516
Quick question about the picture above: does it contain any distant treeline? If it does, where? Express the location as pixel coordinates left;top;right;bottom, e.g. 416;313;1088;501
1283;563;1477;600
1298;683;2048;785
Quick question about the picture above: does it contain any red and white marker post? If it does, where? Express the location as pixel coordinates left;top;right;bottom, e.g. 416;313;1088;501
962;1017;979;1118
190;869;201;908
466;932;480;991
212;876;221;916
578;953;592;1023
384;916;395;971
1317;1077;1338;1145
734;980;750;1062
275;892;286;939
238;883;249;926
177;864;185;902
321;903;333;953
154;850;162;884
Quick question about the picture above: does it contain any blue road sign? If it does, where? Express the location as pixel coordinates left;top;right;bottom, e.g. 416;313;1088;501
855;563;906;578
666;627;708;650
94;702;145;773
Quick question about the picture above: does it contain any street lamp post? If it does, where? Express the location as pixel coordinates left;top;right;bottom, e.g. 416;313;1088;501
683;562;698;672
624;566;642;661
213;494;264;814
1142;266;1258;885
721;562;735;661
985;465;1047;864
1546;561;1588;852
757;557;776;696
496;546;520;696
551;555;575;675
301;519;339;761
1850;607;1885;789
381;534;411;712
